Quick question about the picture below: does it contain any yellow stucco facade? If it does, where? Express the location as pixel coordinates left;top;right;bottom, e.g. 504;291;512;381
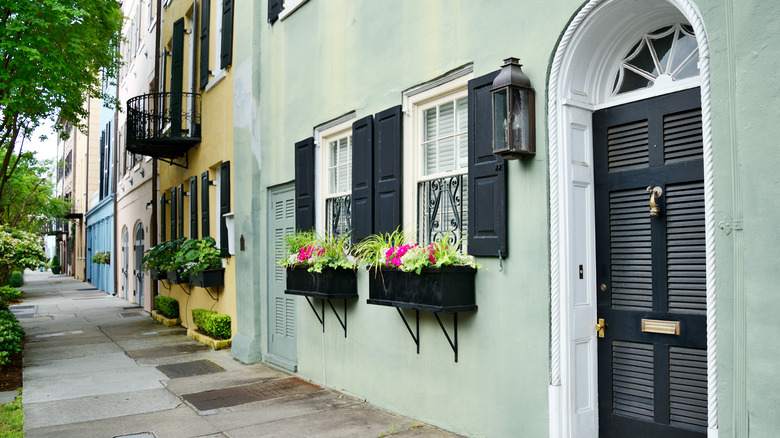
157;0;237;335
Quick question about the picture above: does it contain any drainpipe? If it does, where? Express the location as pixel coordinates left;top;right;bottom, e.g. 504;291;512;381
150;0;163;303
113;54;120;296
84;96;90;281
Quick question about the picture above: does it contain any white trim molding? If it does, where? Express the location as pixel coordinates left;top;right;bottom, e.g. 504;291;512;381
547;0;716;436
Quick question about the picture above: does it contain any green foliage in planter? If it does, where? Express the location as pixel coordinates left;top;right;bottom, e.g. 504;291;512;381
8;271;22;287
154;295;179;319
0;286;22;304
191;308;231;340
278;230;356;273
176;236;225;278
91;251;110;264
142;237;185;272
0;310;24;367
50;254;60;268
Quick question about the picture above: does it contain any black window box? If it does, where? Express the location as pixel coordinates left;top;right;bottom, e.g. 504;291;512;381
367;266;478;313
285;266;358;299
149;268;162;281
166;269;188;284
189;268;225;288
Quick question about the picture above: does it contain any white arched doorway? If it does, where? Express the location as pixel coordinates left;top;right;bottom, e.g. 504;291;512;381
547;1;716;437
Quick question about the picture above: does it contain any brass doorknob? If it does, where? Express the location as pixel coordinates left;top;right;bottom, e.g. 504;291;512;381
595;318;606;338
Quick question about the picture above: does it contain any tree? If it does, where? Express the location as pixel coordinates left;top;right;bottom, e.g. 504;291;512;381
0;226;48;285
0;0;122;218
0;147;69;233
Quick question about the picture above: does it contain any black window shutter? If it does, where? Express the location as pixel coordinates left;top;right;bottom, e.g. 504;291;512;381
219;162;231;255
170;187;177;239
467;71;507;256
268;0;281;23
171;18;185;137
199;0;210;89
294;137;315;232
190;177;198;238
373;105;403;235
220;0;234;69
177;184;185;238
351;115;373;243
160;194;167;241
201;171;210;237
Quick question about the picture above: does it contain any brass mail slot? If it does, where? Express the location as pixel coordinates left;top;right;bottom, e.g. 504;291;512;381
641;319;680;335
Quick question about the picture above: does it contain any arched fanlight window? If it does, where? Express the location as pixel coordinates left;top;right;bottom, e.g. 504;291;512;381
612;24;699;95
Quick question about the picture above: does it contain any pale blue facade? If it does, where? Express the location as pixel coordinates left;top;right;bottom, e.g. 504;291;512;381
86;196;114;294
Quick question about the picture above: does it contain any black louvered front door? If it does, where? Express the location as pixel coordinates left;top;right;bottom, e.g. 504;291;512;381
595;88;707;438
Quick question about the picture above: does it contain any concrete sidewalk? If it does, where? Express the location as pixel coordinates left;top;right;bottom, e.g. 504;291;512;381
15;270;460;438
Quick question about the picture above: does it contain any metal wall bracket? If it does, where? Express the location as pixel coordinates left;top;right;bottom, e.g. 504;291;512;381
396;308;420;355
304;297;349;338
434;312;460;362
158;152;188;169
394;309;462;362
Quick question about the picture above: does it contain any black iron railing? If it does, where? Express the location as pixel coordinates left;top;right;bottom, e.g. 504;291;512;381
418;175;467;249
126;92;201;159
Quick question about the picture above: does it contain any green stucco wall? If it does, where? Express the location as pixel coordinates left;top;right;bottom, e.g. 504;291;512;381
230;0;780;436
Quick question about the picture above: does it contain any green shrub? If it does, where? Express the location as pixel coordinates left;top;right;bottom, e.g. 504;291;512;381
0;310;24;367
154;295;179;319
0;286;22;304
191;308;231;340
7;271;22;288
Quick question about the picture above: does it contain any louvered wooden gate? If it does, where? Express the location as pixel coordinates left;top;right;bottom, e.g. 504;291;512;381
267;184;297;370
594;88;707;437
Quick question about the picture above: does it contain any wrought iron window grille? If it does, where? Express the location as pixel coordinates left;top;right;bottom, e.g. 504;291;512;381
325;194;352;238
418;174;466;249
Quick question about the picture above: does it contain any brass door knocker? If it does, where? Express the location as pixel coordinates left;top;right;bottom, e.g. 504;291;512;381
647;186;663;217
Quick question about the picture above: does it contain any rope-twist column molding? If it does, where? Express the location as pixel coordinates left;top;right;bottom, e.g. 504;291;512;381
547;0;717;429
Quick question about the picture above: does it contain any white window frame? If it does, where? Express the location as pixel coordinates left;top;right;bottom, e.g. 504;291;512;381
278;0;309;21
402;72;472;241
314;113;356;234
205;0;227;91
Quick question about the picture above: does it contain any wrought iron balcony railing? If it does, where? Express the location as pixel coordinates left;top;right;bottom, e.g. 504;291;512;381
126;92;201;159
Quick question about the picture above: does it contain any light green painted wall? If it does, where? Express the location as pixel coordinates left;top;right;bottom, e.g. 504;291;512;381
230;0;780;436
242;1;577;436
702;0;780;436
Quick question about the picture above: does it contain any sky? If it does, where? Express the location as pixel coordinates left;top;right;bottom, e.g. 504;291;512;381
26;118;58;162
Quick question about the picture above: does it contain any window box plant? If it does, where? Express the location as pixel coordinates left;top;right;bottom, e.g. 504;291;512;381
280;231;358;299
142;237;185;281
178;236;226;288
91;251;110;264
357;230;478;313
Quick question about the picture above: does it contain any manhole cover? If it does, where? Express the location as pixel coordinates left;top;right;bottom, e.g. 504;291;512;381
114;433;155;438
73;297;106;300
123;306;142;310
157;359;225;379
119;312;144;318
182;378;321;411
77;287;100;291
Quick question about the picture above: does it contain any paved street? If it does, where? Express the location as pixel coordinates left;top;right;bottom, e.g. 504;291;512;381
13;270;459;438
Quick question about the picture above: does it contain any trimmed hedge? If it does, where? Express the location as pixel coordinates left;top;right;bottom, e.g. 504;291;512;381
8;271;22;288
0;310;23;367
191;308;231;340
154;295;179;319
0;286;22;304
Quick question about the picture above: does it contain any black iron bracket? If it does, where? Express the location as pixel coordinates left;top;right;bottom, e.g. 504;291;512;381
434;312;459;363
158;152;188;169
395;309;461;362
304;297;349;337
396;308;420;355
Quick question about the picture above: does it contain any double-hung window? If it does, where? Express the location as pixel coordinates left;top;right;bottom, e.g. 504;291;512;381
318;123;353;237
404;75;470;249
